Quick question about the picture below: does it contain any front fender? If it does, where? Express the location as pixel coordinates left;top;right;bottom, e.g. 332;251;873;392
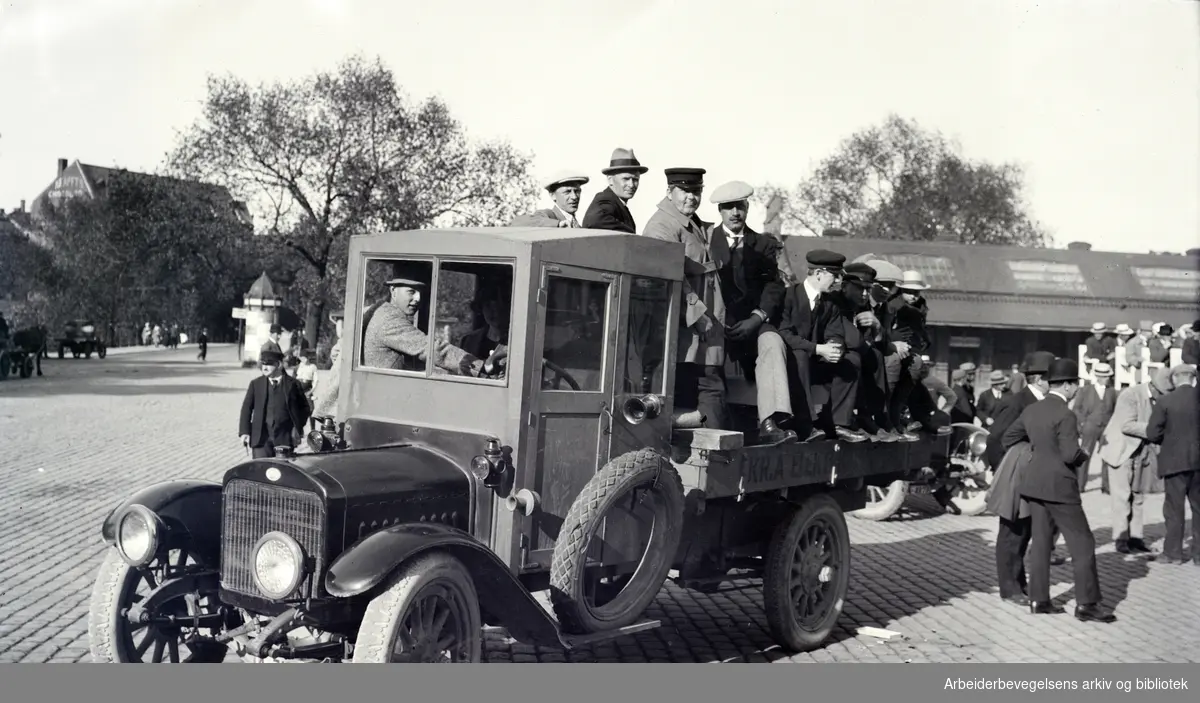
100;480;223;568
325;523;563;648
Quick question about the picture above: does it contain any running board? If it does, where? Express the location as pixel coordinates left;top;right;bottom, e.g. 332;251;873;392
557;620;661;649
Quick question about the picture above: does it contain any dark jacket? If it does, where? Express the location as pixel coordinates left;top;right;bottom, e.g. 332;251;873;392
718;227;786;326
581;188;637;233
976;386;1010;427
1072;382;1118;450
239;373;311;449
887;294;931;354
950;384;977;425
1182;337;1200;366
1005;393;1089;504
765;282;842;356
1084;335;1117;363
1148;336;1172;364
987;386;1040;469
1145;384;1199;478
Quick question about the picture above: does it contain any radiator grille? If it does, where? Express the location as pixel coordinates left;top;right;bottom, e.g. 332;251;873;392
221;479;327;600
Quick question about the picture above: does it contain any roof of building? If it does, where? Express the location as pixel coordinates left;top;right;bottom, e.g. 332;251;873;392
782;234;1200;331
246;272;279;300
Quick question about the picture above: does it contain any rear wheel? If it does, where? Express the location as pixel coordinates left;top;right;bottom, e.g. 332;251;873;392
762;493;851;652
20;355;34;378
351;551;482;663
549;448;685;634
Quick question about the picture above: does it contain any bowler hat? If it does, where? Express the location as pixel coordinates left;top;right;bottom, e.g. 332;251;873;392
1158;323;1174;336
269;324;282;334
664;167;705;189
601;148;649;175
260;349;284;365
988;369;1007;384
1024;351;1055;376
1045;358;1079;384
386;261;430;288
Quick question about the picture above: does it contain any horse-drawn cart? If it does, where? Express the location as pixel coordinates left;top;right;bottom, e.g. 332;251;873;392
0;328;45;380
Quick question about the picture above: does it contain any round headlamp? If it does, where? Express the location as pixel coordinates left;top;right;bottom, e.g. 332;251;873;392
252;531;306;600
470;455;494;482
116;505;161;567
969;431;989;458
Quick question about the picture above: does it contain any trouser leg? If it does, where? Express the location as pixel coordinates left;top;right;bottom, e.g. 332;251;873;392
1047;501;1102;606
1109;459;1136;543
996;516;1030;598
1161;472;1188;559
1027;500;1055;604
755;331;792;422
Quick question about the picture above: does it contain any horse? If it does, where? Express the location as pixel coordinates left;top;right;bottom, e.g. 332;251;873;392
11;325;48;377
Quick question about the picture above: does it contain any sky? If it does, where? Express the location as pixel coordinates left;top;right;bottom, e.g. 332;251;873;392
1;0;1197;255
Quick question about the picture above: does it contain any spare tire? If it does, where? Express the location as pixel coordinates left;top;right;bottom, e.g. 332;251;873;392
549;448;684;634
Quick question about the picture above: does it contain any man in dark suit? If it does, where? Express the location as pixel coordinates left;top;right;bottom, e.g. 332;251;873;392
1145;364;1199;564
976;370;1010;429
759;249;868;443
1073;362;1117;493
581;148;646;233
707;181;791;444
987;351;1054;471
261;324;284;357
1182;319;1200;366
239;349;312;458
949;369;977;425
1004;358;1115;623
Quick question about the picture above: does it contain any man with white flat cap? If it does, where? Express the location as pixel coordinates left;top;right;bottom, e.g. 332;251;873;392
510;171;590;227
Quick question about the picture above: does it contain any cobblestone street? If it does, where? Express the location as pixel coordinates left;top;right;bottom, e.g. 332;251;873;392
1;345;1196;664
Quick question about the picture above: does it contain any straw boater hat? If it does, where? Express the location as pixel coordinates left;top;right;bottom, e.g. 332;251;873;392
1091;362;1114;378
1114;323;1135;337
1090;322;1107;333
897;270;930;291
601;148;649;175
988;369;1007;385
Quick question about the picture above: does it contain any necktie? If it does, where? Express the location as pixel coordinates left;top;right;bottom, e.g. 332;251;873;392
570;216;579;228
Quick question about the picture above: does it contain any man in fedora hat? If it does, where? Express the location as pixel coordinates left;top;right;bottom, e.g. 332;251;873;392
581;148;647;233
239;348;311;459
510;171;590;228
643;167;733;429
1097;364;1175;555
1084;322;1116;369
362;261;489;376
1149;323;1174;364
1073;361;1117;494
1145;364;1199;564
1004;357;1115;623
261;323;284;357
708;180;791;444
976;369;1011;429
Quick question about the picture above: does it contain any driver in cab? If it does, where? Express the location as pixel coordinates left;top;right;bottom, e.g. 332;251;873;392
362;262;502;377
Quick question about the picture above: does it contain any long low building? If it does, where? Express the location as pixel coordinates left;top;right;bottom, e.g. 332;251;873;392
779;233;1200;382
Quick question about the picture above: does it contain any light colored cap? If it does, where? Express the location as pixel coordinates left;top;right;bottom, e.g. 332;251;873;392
545;171;589;192
709;180;755;205
959;362;977;372
866;259;903;284
1090;322;1106;332
897;270;930;291
1092;362;1113;377
1169;363;1197;380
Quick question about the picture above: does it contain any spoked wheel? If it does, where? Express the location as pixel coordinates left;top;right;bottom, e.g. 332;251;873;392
948;458;992;516
762;493;851;652
849;480;908;521
351;551;482;663
88;547;231;663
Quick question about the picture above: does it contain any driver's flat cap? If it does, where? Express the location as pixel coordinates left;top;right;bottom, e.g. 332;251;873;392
710;180;754;205
664;167;706;188
805;249;846;269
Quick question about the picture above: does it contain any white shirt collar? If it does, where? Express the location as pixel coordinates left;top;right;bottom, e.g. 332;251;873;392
554;205;578;224
802;279;821;306
1028;384;1045;400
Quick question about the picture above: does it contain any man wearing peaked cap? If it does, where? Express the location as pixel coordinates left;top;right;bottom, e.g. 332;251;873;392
362;259;490;378
582;148;647;233
1006;357;1115;623
643;166;734;430
509;171;590;228
707;180;792;444
757;245;871;443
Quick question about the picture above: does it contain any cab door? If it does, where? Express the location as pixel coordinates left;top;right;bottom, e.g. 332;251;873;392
523;263;619;570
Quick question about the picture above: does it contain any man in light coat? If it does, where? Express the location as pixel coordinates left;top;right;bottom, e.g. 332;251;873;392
1097;366;1175;554
643;167;730;430
509;171;590;228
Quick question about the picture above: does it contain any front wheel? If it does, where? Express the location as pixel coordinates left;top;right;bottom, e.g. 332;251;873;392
88;548;230;663
351;551;482;663
762;493;851;652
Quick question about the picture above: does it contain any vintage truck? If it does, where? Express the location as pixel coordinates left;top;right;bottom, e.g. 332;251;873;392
87;227;950;663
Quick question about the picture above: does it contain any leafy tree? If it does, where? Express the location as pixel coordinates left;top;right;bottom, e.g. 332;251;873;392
167;54;541;347
758;114;1052;247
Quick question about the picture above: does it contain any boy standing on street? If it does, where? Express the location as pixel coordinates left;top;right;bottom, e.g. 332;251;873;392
238;349;311;458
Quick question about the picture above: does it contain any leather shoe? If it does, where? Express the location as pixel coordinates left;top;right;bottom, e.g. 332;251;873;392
1074;604;1116;623
1127;538;1153;554
803;429;829;443
1030;601;1065;615
1003;594;1030;607
1115;540;1131;554
756;418;798;446
835;426;869;443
